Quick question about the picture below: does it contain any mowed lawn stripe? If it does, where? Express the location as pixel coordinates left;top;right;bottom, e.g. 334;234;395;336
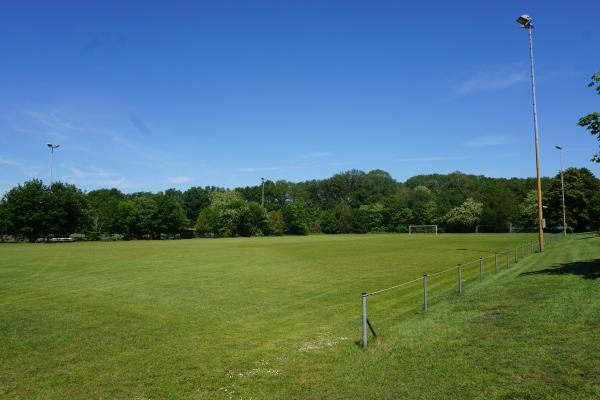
4;233;576;399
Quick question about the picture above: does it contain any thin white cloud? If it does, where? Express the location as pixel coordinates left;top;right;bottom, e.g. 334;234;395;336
167;175;192;184
301;151;331;158
60;163;136;190
397;156;468;162
464;135;511;148
0;157;21;166
454;66;528;94
0;157;42;180
238;167;281;172
63;164;112;179
289;164;320;170
25;110;76;132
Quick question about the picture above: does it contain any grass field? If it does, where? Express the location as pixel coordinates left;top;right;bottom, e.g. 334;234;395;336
1;233;599;399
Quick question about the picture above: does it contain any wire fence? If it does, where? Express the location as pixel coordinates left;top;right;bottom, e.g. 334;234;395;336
360;233;566;348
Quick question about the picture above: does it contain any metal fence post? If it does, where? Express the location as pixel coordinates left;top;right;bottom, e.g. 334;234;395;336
457;264;462;293
479;257;483;280
362;292;368;348
423;274;428;313
495;252;498;273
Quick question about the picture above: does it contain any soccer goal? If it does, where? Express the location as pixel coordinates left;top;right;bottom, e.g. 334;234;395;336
408;225;438;235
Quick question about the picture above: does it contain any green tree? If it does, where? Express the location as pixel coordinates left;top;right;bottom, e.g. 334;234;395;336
117;199;142;240
479;181;518;232
182;186;215;221
195;207;219;238
444;198;483;232
352;204;385;233
133;195;160;239
152;193;189;237
282;203;308;235
319;210;338;234
267;210;285;236
577;72;600;162
382;196;412;232
334;202;353;233
545;168;600;231
408;186;438;224
46;182;89;237
87;188;125;234
195;191;252;238
518;190;539;229
354;169;398;205
0;201;12;241
247;202;269;236
3;180;50;241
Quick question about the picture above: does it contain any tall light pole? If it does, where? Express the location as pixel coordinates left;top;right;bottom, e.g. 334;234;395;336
46;143;60;187
261;177;266;208
517;14;545;251
555;145;567;236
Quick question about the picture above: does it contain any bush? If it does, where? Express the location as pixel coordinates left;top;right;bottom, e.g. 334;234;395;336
282;204;308;235
267;210;285;236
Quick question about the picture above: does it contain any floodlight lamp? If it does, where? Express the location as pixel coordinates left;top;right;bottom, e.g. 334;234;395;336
47;143;60;149
516;15;532;28
555;145;562;150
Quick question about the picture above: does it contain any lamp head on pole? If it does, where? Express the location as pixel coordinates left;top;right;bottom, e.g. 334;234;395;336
555;145;562;150
46;143;60;149
516;14;533;28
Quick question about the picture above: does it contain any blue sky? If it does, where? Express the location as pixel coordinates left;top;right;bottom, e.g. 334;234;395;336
1;1;599;194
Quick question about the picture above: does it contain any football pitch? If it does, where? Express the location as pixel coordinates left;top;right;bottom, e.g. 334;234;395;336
4;233;595;399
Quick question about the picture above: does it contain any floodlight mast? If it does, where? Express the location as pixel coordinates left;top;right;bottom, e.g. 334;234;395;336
555;145;567;236
261;177;266;208
46;143;61;187
517;14;545;251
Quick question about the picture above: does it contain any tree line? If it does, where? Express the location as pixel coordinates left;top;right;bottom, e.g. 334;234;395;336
1;168;599;242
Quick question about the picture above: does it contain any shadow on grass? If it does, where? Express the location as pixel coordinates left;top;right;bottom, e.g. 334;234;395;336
575;235;597;240
521;259;600;280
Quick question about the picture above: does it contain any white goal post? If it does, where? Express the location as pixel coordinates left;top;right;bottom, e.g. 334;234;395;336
408;225;438;235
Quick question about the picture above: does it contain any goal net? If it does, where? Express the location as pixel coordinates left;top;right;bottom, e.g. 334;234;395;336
409;225;438;235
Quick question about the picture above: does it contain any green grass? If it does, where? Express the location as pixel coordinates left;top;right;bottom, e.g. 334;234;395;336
1;233;598;399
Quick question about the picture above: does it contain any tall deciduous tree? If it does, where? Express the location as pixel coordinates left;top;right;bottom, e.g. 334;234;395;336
545;168;600;231
517;190;539;229
444;198;483;232
87;188;125;234
3;180;50;241
194;191;252;237
282;203;308;235
182;186;216;222
46;182;89;237
577;72;600;162
479;180;518;232
267;210;285;236
0;201;11;241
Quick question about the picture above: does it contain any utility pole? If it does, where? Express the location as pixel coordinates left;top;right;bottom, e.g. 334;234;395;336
517;15;545;251
46;143;61;187
555;145;567;236
261;177;266;208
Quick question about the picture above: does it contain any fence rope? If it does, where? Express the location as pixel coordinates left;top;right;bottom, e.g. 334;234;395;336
364;239;545;297
428;265;457;278
366;276;423;297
